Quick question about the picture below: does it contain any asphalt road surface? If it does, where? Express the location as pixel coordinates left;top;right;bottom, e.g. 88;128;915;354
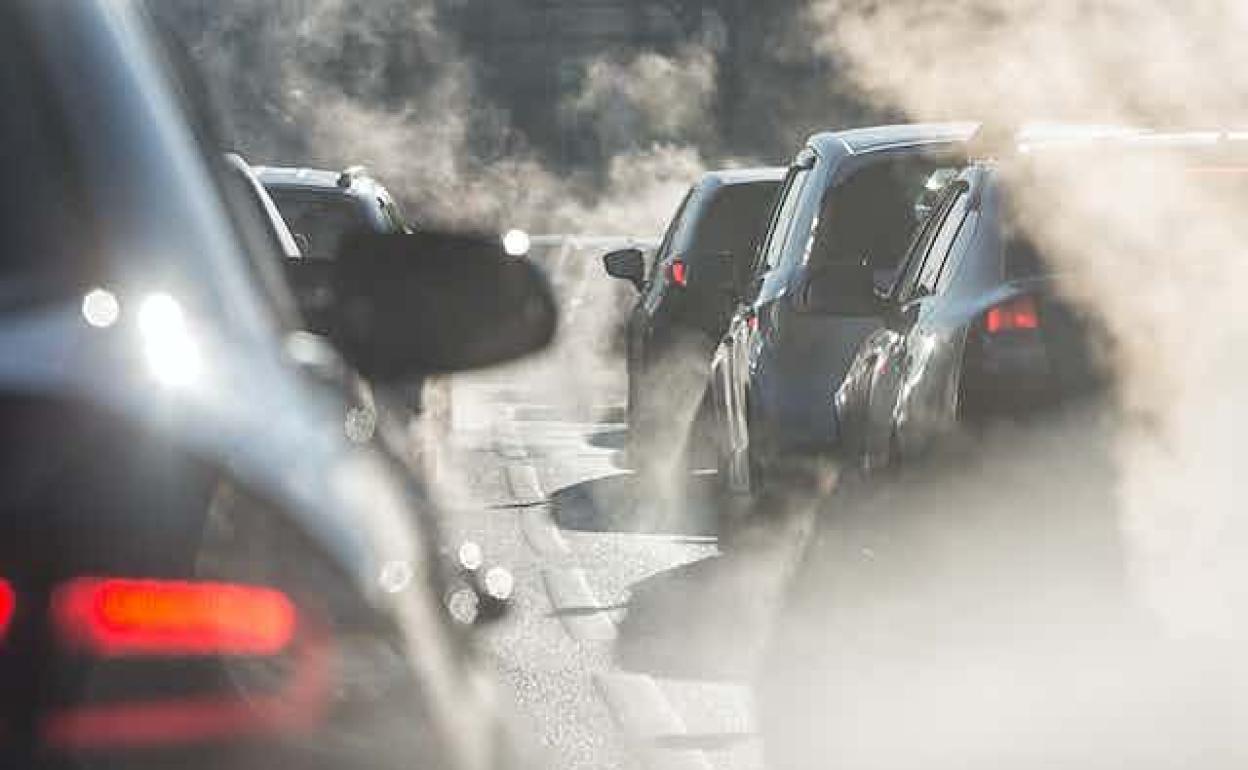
430;239;796;770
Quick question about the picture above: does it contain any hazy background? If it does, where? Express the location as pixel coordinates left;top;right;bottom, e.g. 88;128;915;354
156;0;882;232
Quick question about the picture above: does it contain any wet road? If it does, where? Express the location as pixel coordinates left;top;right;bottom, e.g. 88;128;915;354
431;240;777;770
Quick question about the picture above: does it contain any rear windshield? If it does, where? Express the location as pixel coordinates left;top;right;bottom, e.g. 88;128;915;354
810;157;953;271
686;181;780;261
266;190;369;261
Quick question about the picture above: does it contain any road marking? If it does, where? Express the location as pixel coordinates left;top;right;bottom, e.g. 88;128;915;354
595;672;714;770
521;506;571;557
542;568;618;642
504;463;545;506
493;405;528;460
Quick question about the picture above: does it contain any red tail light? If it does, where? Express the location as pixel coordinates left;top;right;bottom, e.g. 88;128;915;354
746;313;759;332
984;295;1039;334
52;578;297;657
666;258;688;287
0;579;14;640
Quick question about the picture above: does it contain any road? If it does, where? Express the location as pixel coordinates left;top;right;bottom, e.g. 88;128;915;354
429;239;794;770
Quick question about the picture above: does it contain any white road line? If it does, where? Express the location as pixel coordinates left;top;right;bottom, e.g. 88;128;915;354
521;506;571;557
595;672;714;770
493;406;528;460
504;463;545;506
542;568;618;642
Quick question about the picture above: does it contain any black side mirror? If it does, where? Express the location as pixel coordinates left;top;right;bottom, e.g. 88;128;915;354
603;248;645;291
798;262;883;316
287;231;557;381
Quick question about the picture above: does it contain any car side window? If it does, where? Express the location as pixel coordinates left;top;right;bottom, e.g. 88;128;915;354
912;188;971;297
891;183;961;301
650;188;694;276
934;209;979;293
756;166;811;276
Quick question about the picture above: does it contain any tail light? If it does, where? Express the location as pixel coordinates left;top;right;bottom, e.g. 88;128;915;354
39;577;332;752
0;579;14;641
666;258;688;287
984;295;1039;334
52;578;297;657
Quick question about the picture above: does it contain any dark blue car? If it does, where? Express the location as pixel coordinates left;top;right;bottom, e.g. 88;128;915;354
708;124;975;495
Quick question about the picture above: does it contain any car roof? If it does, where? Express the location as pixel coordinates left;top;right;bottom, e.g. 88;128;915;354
701;166;787;187
254;165;384;198
809;122;980;156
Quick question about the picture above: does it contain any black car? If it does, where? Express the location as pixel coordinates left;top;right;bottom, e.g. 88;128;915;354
832;133;1248;472
708;124;974;495
602;167;784;469
0;2;554;767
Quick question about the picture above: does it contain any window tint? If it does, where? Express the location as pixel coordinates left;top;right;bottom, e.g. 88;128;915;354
892;184;961;300
687;181;780;263
913;189;970;296
809;158;950;273
651;188;694;275
267;191;369;261
757;167;811;274
377;190;411;233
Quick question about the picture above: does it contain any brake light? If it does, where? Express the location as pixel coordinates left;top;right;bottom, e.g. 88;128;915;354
52;578;297;657
984;295;1039;334
666;258;688;287
747;313;759;332
0;580;14;640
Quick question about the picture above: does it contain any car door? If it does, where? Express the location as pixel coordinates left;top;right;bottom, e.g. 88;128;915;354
859;181;972;470
629;187;693;426
717;155;815;470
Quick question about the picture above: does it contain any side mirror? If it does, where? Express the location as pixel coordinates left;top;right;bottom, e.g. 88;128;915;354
798;262;883;316
603;248;645;291
287;231;558;381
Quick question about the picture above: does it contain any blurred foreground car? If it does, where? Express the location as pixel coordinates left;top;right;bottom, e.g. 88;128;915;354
709;125;973;496
602;168;783;469
0;2;555;768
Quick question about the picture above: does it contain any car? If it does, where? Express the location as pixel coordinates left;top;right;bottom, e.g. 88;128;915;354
708;124;975;497
831;131;1248;473
256;165;414;261
757;130;1248;770
256;164;438;417
601;168;784;471
0;1;555;768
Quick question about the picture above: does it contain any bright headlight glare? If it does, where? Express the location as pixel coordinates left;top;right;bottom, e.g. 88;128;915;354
502;228;531;257
138;292;201;387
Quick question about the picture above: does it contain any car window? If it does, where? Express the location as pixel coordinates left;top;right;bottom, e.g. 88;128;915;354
686;181;781;262
378;189;412;233
267;190;369;261
912;188;971;297
891;183;962;301
755;166;811;277
651;187;694;276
